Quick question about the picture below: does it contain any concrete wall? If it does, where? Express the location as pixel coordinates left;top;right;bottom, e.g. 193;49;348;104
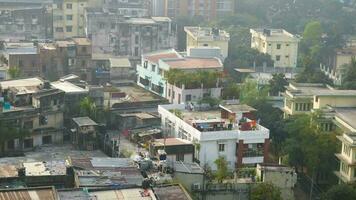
314;96;356;109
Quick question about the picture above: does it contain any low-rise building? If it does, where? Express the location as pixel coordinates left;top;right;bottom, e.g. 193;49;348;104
150;138;195;163
185;26;230;59
158;103;270;170
250;28;300;68
71;117;98;150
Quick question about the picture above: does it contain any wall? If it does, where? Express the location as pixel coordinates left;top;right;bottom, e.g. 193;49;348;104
167;83;222;104
314;96;356;109
174;172;204;193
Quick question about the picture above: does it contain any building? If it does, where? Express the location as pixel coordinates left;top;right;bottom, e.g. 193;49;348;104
184;26;230;59
158;103;270;170
0;78;65;152
102;0;150;17
53;0;88;39
150;138;195;163
154;0;236;20
137;49;223;101
94;57;135;84
250;29;300;68
71;117;98;150
283;83;356;118
0;186;58;200
85;8;177;59
332;107;356;183
0;42;40;78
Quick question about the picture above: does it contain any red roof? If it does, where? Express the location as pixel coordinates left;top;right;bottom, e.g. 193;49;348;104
163;57;222;69
145;52;180;63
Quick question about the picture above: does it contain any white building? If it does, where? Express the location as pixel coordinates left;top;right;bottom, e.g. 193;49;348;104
158;104;270;171
250;29;300;68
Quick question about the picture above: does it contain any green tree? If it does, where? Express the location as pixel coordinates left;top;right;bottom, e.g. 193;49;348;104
250;183;282;200
79;97;97;121
341;57;356;89
214;156;228;183
268;73;288;96
0;120;31;153
322;184;356;200
239;79;268;105
8;67;21;79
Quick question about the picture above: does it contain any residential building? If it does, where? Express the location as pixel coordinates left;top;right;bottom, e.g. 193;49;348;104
93;57;135;84
150;138;195;163
71;116;98;150
155;0;236;20
185;26;230;59
53;0;88;39
103;0;150;17
0;42;40;78
250;28;300;68
334;108;356;183
137;49;223;101
158;103;270;170
0;78;65;152
85;8;177;59
283;83;356;118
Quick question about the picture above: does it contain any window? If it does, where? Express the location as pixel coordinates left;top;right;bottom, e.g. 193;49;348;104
151;64;156;72
24;138;33;149
23;121;33;129
176;153;184;161
99;23;105;29
168;89;171;97
66;15;73;20
55;27;63;32
158;68;162;75
186;94;192;101
56;3;62;9
82;47;87;53
285;55;289;58
66;26;72;32
111;23;115;29
178;94;181;104
277;44;281;49
7;140;15;150
341;162;349;175
135;35;139;44
42;135;52;145
276;55;281;61
286;44;290;46
344;144;351;157
143;61;148;69
172;91;175;99
134;47;139;56
218;143;225;152
203;44;208;46
66;3;72;9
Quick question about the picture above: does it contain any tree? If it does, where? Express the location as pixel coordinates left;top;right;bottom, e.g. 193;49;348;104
8;67;21;79
214;156;228;183
239;79;268;105
0;120;31;153
250;183;282;200
341;58;356;89
269;73;288;96
322;184;356;200
79;97;97;121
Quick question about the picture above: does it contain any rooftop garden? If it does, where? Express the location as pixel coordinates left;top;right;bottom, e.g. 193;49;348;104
165;69;222;89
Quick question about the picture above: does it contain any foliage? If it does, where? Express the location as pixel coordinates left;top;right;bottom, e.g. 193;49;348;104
268;73;288;96
322;184;356;200
239;79;268;105
8;67;21;79
341;58;356;89
79;97;97;121
0;120;31;152
214;156;228;183
222;81;240;100
165;69;221;89
295;56;333;84
250;182;282;200
169;109;183;119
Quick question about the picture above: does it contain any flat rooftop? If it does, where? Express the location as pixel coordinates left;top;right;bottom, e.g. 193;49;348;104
72;38;91;46
152;138;192;147
108;84;164;103
0;187;57;200
184;26;230;41
153;184;192;200
55;40;76;47
162;57;223;70
335;108;356;131
144;49;180;64
23;161;66;176
73;117;98;127
51;81;88;94
110;57;131;68
172;161;204;174
0;77;43;90
251;28;298;40
285;83;356;97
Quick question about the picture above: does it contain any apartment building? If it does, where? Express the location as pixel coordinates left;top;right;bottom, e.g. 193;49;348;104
85;8;177;59
53;0;88;39
184;26;230;59
153;0;236;20
103;0;150;17
334;108;356;183
0;78;65;152
158;103;270;170
250;29;300;68
137;49;223;101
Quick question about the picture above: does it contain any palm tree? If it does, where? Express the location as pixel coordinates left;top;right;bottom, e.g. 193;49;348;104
79;97;97;120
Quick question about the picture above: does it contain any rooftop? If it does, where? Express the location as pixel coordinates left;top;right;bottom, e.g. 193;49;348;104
55;40;75;48
152;138;192;147
23;160;67;176
161;57;223;70
72;117;98;127
184;26;230;41
0;165;18;177
144;49;181;64
171;161;204;174
0;187;57;200
335;108;356;131
152;16;172;22
285;83;356;98
153;184;192;200
0;77;43;90
3;42;37;55
72;38;91;46
251;28;299;40
110;57;131;68
51;81;88;94
107;84;164;103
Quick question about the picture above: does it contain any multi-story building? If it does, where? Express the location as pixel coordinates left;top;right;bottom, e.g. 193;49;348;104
334;108;356;183
158;103;270;170
184;26;230;59
153;0;236;20
0;78;65;152
53;0;88;39
250;29;300;68
85;8;177;59
103;0;150;17
137;49;223;101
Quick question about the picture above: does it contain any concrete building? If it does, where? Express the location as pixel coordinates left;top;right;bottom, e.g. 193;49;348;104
93;57;135;84
85;8;177;59
154;0;236;20
158;103;270;170
53;0;88;39
103;0;150;17
137;49;223;101
71;116;98;150
250;29;300;68
150;138;195;163
185;26;230;59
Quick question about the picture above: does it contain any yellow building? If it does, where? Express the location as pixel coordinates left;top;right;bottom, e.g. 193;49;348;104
334;108;356;183
184;26;230;59
53;0;88;39
250;29;299;68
